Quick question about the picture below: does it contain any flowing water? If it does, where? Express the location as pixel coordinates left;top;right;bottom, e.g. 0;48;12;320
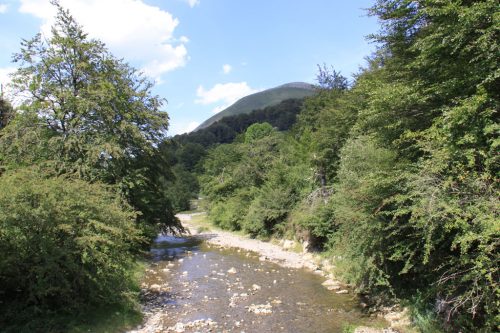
136;234;387;333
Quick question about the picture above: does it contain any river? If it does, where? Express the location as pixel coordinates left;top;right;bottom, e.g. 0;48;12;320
130;229;388;333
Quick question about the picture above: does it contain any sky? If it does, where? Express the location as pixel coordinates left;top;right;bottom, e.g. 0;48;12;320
0;0;380;135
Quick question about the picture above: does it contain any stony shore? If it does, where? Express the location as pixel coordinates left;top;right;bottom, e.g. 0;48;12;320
130;212;411;333
177;212;412;333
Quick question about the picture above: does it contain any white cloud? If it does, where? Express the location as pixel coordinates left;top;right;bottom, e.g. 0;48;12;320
170;120;200;135
185;0;200;8
0;67;14;86
0;67;31;106
0;3;8;13
0;66;15;97
196;82;258;105
196;81;260;114
184;121;200;132
222;64;232;74
18;0;188;80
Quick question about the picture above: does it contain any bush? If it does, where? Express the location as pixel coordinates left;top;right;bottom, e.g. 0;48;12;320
210;188;255;231
0;169;143;327
242;183;297;237
328;135;404;293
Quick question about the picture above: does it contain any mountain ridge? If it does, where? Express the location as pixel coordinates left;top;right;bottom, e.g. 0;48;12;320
194;82;316;131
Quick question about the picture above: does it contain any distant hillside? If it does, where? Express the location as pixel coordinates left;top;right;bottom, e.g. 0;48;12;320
195;82;316;130
175;98;305;147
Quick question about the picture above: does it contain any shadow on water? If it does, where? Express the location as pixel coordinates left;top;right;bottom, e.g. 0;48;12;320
150;234;205;261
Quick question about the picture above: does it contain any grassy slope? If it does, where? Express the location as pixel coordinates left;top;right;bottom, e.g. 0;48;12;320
195;83;316;130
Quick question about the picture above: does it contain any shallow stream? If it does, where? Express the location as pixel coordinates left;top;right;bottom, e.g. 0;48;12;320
137;234;386;333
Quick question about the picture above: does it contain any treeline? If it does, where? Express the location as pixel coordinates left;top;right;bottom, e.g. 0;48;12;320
0;4;180;331
175;97;304;147
198;1;499;331
158;98;306;212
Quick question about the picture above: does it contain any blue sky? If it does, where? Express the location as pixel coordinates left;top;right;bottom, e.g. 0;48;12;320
0;0;379;135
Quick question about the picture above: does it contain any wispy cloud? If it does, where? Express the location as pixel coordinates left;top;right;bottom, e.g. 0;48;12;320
185;0;200;8
0;66;15;95
222;64;232;74
0;4;8;13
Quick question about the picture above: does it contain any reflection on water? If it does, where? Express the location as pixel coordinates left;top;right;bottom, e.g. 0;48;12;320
139;234;387;333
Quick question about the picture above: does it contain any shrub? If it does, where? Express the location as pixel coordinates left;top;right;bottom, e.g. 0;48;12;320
0;169;143;325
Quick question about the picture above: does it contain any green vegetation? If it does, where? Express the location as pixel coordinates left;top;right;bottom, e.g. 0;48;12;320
164;98;307;212
0;96;14;130
0;170;142;331
176;97;305;147
200;126;311;238
0;2;178;330
195;82;315;130
1;1;498;332
196;1;499;331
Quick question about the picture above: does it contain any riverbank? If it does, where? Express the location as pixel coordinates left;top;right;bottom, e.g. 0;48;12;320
129;216;395;333
177;212;413;333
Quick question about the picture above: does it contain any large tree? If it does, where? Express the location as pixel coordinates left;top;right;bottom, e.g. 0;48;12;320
6;1;179;232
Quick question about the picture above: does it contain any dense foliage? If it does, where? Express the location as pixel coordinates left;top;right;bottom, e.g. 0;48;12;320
0;3;178;329
200;124;311;237
175;98;305;147
0;96;14;130
2;2;179;233
0;170;141;329
163;98;307;211
198;1;499;331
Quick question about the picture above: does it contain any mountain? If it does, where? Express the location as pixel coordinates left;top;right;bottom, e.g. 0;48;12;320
175;98;305;147
194;82;316;131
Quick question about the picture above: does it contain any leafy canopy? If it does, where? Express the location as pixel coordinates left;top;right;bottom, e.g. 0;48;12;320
4;1;180;232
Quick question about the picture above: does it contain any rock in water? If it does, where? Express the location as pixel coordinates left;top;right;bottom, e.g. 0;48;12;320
248;303;273;314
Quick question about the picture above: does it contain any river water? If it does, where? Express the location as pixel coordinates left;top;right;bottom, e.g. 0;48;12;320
136;234;387;333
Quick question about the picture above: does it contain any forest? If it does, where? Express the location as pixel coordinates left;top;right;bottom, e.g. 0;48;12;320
0;1;498;332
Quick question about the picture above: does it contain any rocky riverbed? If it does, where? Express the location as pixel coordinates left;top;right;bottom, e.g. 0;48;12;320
128;213;407;333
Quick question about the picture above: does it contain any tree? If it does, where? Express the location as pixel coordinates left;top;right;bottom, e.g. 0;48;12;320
329;1;500;329
244;122;275;143
315;64;349;91
0;96;14;130
176;142;207;172
7;1;179;231
12;2;168;177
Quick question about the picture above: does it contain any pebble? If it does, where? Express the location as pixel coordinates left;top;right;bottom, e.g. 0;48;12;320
149;284;161;292
248;303;273;314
